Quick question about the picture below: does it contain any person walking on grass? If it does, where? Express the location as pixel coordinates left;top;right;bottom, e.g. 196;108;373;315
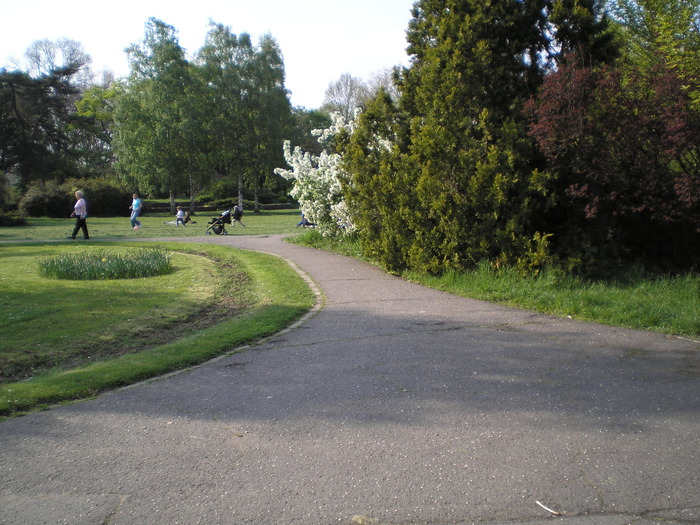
232;204;245;227
68;190;89;240
129;192;142;230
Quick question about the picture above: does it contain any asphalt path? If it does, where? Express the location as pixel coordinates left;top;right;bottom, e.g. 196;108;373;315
1;234;698;524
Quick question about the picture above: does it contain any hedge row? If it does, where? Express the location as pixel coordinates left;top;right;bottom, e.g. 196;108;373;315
19;179;133;218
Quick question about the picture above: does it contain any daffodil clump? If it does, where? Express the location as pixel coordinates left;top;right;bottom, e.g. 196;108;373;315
38;249;173;280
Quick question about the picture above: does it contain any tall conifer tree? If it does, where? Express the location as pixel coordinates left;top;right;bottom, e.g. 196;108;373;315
345;0;616;274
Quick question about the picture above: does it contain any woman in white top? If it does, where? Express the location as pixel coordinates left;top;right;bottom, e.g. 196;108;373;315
68;190;90;240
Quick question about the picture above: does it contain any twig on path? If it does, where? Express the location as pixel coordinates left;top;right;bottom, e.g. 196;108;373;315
536;500;562;516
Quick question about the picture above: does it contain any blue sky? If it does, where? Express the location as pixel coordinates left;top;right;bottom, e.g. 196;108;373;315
1;0;415;109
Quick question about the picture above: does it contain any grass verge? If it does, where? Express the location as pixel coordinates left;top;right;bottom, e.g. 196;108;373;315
291;230;700;337
0;242;315;418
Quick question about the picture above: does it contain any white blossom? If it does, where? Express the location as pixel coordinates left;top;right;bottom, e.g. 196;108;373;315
275;112;358;236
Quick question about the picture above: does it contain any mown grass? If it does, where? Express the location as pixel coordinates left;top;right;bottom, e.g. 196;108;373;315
0;242;315;418
1;244;218;381
291;230;700;337
0;209;302;241
406;262;700;336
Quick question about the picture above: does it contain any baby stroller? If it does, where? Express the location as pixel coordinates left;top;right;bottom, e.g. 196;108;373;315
205;209;231;235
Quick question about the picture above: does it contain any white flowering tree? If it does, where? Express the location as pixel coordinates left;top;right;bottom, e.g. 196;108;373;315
275;112;357;236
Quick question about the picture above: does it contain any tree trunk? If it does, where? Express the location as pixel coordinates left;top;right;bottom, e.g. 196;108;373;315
238;170;244;209
188;169;196;213
254;173;260;213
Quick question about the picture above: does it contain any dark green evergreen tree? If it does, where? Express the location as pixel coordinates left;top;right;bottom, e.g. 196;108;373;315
344;0;617;274
0;65;85;187
343;91;414;272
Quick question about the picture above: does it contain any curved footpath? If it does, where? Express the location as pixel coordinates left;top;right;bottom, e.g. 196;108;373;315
1;234;698;525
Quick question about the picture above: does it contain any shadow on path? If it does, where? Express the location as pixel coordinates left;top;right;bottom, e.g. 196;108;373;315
1;235;698;524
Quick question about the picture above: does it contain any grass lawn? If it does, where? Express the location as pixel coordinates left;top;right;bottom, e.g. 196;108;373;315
405;263;700;337
0;241;315;418
0;209;303;242
1;244;219;382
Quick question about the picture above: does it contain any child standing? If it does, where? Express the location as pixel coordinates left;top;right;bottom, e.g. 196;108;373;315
176;206;186;226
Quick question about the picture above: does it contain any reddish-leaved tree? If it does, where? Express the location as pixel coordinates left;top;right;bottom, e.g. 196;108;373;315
527;55;700;269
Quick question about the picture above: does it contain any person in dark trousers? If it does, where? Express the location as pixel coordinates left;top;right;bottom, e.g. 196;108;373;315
232;205;245;227
296;213;316;227
68;190;89;239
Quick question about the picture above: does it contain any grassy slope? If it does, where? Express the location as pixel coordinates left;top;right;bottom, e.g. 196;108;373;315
0;241;316;418
290;231;700;338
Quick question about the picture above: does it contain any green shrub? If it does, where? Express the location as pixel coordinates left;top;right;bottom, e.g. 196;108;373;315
1;172;22;212
203;178;289;206
59;178;132;217
38;249;173;280
18;180;68;218
19;178;132;218
205;178;238;201
209;198;255;211
0;211;26;227
242;188;287;204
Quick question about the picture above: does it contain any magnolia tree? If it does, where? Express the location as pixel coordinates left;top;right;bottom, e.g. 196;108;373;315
275;112;357;236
